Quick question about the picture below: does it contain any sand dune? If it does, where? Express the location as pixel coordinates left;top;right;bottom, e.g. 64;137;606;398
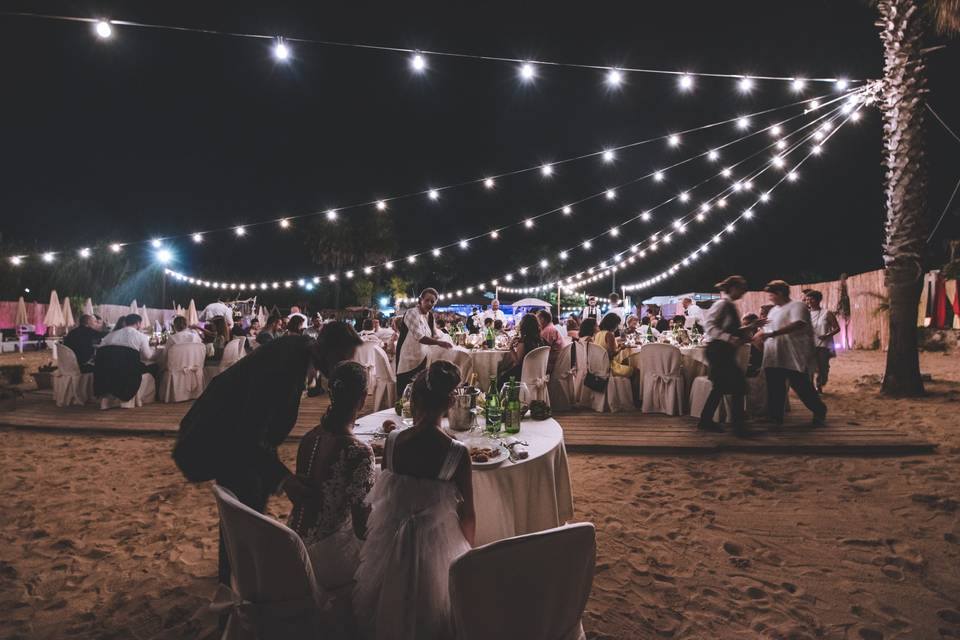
1;350;958;639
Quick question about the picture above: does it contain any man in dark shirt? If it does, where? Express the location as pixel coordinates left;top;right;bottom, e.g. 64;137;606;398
63;314;106;372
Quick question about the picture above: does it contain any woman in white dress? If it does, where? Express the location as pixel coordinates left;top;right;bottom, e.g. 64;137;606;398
288;361;375;632
354;360;475;640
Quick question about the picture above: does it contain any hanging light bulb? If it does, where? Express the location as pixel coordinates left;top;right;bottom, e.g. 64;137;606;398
791;77;806;92
641;211;652;221
770;124;783;136
490;229;500;239
110;243;122;253
42;252;55;263
835;78;849;91
151;238;162;248
279;218;291;228
737;116;750;130
484;177;495;189
738;76;754;93
560;251;569;260
605;189;616;200
10;256;22;266
524;218;534;228
410;52;427;72
234;226;246;236
519;62;536;81
583;240;593;250
432;248;441;256
679;73;694;91
192;233;203;243
653;170;665;182
606;68;623;87
326;209;338;221
668;134;680;147
609;227;620;237
79;248;91;258
540;164;553;177
678;192;690;202
562;205;572;215
459;239;469;249
428;189;439;200
375;200;387;211
274;39;290;61
707;149;719;161
94;20;113;39
602;149;615;163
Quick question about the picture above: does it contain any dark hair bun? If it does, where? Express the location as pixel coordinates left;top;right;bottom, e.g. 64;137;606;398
328;361;369;403
426;360;461;396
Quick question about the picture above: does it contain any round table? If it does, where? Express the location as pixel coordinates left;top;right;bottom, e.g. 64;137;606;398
354;409;574;546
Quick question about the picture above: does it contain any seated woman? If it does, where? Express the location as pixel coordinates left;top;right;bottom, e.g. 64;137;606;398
354;361;475;640
622;315;640;336
593;313;633;377
498;313;546;384
577;317;598;342
288;362;374;631
670;315;692;345
197;316;230;362
565;316;581;341
638;316;660;341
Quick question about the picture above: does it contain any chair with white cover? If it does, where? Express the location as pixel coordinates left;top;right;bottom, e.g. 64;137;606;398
99;374;156;409
159;343;207;403
204;338;246;386
450;523;596;640
520;345;550;406
578;343;610;412
352;341;397;411
211;485;331;640
639;343;685;415
427;344;474;383
52;344;93;407
547;342;577;411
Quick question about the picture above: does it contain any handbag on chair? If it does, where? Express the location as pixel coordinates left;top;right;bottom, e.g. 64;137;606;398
584;370;608;392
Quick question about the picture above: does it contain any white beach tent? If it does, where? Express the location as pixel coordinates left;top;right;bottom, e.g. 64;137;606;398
510;298;553;309
61;297;76;329
44;290;65;334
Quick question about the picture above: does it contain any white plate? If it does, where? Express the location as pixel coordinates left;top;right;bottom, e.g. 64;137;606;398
469;444;508;468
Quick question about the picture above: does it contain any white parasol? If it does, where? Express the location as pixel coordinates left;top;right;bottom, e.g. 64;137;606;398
83;298;95;317
44;290;65;333
140;305;151;328
61;297;76;329
186;299;199;326
15;296;28;326
257;305;267;326
510;297;553;309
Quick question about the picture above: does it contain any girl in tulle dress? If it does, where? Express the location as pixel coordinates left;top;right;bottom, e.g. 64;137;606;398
288;361;375;633
354;360;476;640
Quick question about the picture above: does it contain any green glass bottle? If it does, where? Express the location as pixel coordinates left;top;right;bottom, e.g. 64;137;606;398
484;375;501;433
505;376;521;434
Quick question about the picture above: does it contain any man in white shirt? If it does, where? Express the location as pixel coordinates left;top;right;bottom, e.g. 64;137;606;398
804;289;841;393
754;280;827;426
373;317;395;344
481;299;508;324
167;316;203;345
681;297;705;330
358;318;383;346
606;293;626;322
396;288;451;395
100;314;157;363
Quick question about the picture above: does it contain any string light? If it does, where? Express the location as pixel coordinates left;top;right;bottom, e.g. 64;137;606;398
42;252;55;263
654;171;665;182
668;135;680;147
519;62;536;82
192;233;203;243
428;189;439;200
484;177;495;189
274;39;290;61
737;117;750;130
679;74;694;91
738;76;754;93
432;248;442;256
490;229;500;239
10;256;22;266
602;149;615;163
540;163;553;177
79;248;91;259
326;209;338;221
707;149;719;161
94;20;112;39
151;239;162;248
110;243;122;253
605;189;616;200
410;52;426;72
562;205;572;215
606;68;623;87
791;77;806;92
524;218;534;228
279;218;291;228
234;226;246;236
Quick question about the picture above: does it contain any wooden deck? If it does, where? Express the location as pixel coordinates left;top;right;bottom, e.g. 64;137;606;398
0;390;936;455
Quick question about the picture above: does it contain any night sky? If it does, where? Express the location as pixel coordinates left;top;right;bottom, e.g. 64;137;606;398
2;1;958;307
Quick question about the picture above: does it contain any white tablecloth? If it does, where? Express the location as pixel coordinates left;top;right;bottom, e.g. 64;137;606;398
425;345;512;387
355;409;574;546
627;344;708;394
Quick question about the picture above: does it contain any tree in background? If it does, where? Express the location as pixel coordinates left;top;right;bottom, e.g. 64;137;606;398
873;0;959;396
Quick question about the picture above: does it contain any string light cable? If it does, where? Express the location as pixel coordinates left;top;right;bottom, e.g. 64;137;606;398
4;87;867;266
162;92;870;297
4;10;867;87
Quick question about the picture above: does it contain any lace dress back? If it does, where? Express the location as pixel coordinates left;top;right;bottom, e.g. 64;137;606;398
288;430;375;590
354;430;470;640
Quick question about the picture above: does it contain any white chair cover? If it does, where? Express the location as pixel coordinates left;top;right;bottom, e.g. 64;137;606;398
640;344;685;415
688;377;720;421
211;485;330;640
159;343;206;403
547;343;576;411
352;341;397;411
606;371;634;413
520;346;550;406
203;338;246;386
52;344;93;407
99;373;156;410
450;523;595;640
426;345;474;383
578;343;610;413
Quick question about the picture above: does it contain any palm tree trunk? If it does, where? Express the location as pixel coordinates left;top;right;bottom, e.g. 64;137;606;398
877;0;928;396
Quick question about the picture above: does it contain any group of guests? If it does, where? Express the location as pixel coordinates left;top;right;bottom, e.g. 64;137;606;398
173;324;478;638
698;276;838;435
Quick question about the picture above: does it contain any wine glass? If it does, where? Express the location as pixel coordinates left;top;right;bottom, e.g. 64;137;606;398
401;383;414;426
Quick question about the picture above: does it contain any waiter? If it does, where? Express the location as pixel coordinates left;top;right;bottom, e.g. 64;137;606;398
396;288;452;396
681;297;705;330
698;276;748;435
581;296;602;322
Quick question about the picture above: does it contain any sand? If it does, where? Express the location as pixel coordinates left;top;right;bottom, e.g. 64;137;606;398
1;350;959;639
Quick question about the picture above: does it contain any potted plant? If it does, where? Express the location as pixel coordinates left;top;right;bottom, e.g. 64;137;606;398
31;362;57;390
0;385;21;412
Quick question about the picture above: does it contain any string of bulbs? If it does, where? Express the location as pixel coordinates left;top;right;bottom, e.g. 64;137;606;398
5;87;868;270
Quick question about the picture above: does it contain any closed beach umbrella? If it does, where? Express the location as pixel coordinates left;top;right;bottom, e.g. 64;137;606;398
257;305;267;327
44;290;65;333
61;297;75;329
186;299;199;325
130;299;139;315
140;305;151;328
83;298;94;317
15;296;28;326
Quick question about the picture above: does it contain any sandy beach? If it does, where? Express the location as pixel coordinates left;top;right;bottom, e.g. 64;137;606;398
1;350;959;640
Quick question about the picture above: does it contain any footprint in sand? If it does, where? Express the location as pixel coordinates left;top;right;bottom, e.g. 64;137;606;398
938;609;960;625
858;628;884;640
881;565;904;581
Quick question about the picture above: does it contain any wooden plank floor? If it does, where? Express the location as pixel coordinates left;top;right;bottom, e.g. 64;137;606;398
0;390;935;455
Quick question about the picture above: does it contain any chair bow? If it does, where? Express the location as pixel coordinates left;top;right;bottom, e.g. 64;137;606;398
530;374;549;389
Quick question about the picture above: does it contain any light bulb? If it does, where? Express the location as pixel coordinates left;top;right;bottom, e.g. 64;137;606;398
835;78;849;91
95;20;112;39
668;134;680;147
274;41;290;61
641;211;651;221
484;177;495;189
679;74;694;91
432;248;441;256
79;248;91;258
606;68;623;87
519;62;536;81
411;53;426;72
707;149;719;161
234;226;246;236
605;189;616;200
609;227;619;237
602;149;615;163
428;189;439;200
10;256;22;266
791;77;806;92
279;218;291;228
109;243;122;253
326;209;337;221
192;233;203;243
491;229;500;239
540;164;553;177
375;200;387;211
524;218;534;228
151;238;162;248
562;205;572;215
737;117;750;130
42;252;54;263
738;76;753;93
459;239;468;249
770;124;783;136
560;251;568;260
678;192;690;202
